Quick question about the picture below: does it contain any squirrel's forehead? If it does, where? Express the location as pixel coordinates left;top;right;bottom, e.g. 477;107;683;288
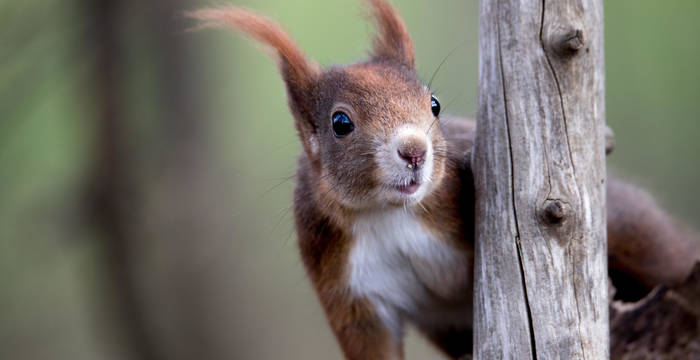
321;64;428;105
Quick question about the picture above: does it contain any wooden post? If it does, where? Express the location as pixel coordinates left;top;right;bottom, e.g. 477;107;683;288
472;0;608;358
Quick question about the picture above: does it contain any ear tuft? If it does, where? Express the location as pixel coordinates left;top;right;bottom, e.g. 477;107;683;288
188;7;319;81
364;0;415;68
188;6;322;161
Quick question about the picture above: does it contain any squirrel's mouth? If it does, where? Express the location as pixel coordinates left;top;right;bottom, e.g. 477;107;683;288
394;179;420;195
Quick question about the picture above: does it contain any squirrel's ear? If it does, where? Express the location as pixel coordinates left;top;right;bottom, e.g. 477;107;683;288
365;0;415;68
189;7;320;133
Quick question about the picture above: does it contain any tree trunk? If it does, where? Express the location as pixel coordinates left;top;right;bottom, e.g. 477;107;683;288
472;0;608;358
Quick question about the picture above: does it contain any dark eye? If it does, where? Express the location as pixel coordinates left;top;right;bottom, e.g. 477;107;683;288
332;111;355;138
431;95;441;117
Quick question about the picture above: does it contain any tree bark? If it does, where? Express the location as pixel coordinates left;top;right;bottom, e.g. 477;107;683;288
472;0;608;358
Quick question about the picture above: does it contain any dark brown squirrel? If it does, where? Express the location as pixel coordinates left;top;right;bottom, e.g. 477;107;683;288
191;1;700;358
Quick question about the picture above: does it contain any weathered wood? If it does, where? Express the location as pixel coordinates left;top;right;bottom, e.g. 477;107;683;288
472;0;608;358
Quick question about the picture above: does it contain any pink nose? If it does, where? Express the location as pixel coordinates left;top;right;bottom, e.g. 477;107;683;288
398;145;426;168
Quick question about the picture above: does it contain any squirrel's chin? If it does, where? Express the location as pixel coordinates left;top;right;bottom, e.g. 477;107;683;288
381;182;431;206
393;180;420;195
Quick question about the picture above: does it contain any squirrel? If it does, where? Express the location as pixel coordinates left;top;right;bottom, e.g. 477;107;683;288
190;0;700;358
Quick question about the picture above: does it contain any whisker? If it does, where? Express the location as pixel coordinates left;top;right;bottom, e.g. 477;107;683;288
441;89;470;114
426;116;441;135
268;204;294;242
418;201;429;214
261;174;297;197
282;227;296;248
427;41;466;90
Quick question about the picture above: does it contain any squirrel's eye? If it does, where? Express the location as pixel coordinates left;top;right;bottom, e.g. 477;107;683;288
332;111;355;138
431;95;441;117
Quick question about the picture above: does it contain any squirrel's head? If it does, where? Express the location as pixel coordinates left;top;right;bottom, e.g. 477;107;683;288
191;0;447;210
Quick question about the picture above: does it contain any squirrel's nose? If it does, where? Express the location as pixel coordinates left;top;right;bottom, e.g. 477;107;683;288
398;141;427;168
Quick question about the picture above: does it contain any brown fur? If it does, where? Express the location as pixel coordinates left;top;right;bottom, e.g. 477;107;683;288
188;7;321;162
295;155;401;359
607;177;700;288
192;1;700;359
365;0;415;68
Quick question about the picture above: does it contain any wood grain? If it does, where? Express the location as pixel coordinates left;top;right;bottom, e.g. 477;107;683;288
472;0;608;358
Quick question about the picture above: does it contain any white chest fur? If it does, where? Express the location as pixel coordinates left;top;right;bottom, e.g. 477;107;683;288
348;208;471;338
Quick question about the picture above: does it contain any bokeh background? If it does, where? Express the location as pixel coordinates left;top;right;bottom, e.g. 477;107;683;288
2;0;699;359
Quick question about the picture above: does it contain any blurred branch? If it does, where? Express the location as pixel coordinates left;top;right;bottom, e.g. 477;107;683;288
82;0;227;359
84;1;161;359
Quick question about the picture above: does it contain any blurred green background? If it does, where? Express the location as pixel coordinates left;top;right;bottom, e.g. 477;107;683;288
1;0;699;359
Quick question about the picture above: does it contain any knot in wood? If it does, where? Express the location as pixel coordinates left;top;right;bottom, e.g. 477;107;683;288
605;126;615;155
542;200;567;225
552;28;585;56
